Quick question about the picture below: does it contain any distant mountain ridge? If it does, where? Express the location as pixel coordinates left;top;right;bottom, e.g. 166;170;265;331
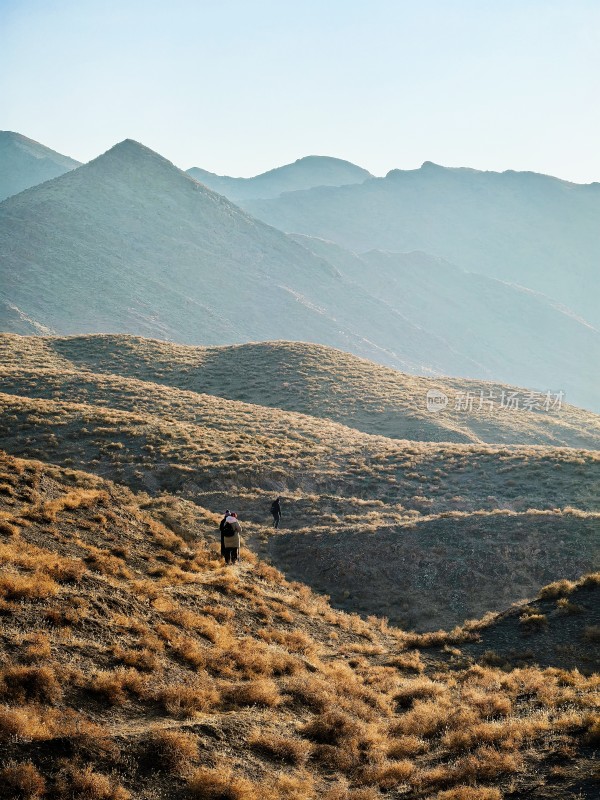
290;235;600;411
244;160;600;329
187;154;373;201
1;138;600;410
0;138;469;374
0;130;80;201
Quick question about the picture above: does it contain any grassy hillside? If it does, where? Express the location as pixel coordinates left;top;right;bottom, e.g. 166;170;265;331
271;511;600;630
0;131;80;202
0;450;599;799
3;333;600;449
1;357;598;631
187;155;372;201
245;162;600;329
457;573;600;673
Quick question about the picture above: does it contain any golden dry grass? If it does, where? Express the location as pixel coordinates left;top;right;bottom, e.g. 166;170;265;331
0;331;598;799
2;332;599;448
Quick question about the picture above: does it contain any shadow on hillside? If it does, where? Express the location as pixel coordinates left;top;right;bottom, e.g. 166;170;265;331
268;513;600;632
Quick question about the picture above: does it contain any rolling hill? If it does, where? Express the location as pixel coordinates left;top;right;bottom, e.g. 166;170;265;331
3;333;599;449
244;162;600;329
187;155;373;202
1;334;598;633
1;449;598;799
0;131;80;202
1;327;599;796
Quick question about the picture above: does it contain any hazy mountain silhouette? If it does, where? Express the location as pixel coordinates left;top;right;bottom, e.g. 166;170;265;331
0;131;80;201
1;139;600;409
291;235;600;411
246;161;600;328
187;155;372;201
0;139;482;374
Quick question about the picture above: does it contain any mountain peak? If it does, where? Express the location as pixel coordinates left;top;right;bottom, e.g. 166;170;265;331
83;139;199;189
99;138;170;163
0;131;81;202
187;154;372;201
0;130;80;166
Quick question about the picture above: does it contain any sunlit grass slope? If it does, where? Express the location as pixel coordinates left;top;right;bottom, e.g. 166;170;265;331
2;333;600;448
0;450;598;799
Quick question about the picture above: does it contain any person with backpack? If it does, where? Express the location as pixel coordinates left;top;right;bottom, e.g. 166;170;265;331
219;510;231;558
270;497;282;529
221;511;242;564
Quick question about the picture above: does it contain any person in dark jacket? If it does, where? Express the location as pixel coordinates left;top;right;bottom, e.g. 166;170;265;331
221;512;242;564
270;497;282;529
219;510;231;558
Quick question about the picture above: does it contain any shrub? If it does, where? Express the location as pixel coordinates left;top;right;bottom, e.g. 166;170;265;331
0;761;45;799
461;689;512;719
111;646;159;673
436;788;502;800
387;735;427;758
386;651;424;673
580;572;600;588
21;632;52;663
584;713;600;744
84;549;131;578
221;679;282;708
258;628;314;653
556;597;583;615
390;699;451;738
300;710;363;745
0;573;58;600
519;612;547;630
283;675;330;712
359;759;414;788
0;665;62;704
146;729;198;773
55;765;130;799
539;579;575;599
0;520;19;536
394;678;445;710
322;784;380;800
248;730;312;765
172;637;207;669
86;669;146;706
583;625;600;643
47;557;85;583
187;766;260;800
153;682;220;717
452;746;523;782
0;706;43;741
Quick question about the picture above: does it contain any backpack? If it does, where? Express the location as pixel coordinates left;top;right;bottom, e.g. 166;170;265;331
222;520;234;536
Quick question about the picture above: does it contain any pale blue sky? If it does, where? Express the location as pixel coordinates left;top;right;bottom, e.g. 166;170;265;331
2;0;599;181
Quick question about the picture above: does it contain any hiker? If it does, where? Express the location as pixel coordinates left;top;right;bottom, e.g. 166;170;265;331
270;497;282;529
221;511;242;564
219;510;231;559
